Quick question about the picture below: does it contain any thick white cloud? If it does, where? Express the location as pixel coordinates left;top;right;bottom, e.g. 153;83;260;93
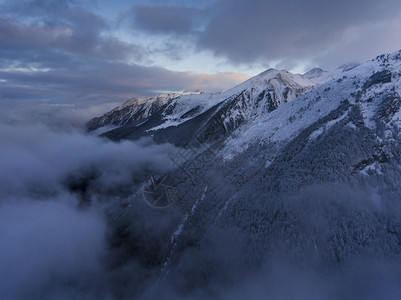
0;103;179;298
0;200;106;299
0;121;176;200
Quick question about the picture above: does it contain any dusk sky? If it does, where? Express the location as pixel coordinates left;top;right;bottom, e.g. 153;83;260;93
1;0;401;112
2;2;401;298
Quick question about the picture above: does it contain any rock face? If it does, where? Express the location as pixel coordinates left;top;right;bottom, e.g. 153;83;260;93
95;50;401;298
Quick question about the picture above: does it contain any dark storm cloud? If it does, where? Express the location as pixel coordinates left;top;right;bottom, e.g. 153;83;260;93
198;0;401;65
131;0;401;69
132;4;206;35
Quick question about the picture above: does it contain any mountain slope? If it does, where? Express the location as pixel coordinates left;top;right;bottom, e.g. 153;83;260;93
95;50;401;298
134;51;400;298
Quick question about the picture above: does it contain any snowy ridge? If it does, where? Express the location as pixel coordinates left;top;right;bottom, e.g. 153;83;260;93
222;50;401;159
142;69;319;132
87;92;201;131
87;60;364;134
303;63;360;85
88;69;325;133
88;50;401;168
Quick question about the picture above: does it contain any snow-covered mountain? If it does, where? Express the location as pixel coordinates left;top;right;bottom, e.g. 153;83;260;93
90;50;401;298
87;63;360;146
88;69;332;146
87;92;193;131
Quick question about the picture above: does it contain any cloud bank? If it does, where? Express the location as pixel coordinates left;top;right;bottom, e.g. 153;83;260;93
0;200;106;299
0;103;178;298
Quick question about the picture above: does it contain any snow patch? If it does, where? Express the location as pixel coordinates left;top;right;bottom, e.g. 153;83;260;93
309;111;349;141
360;162;383;176
346;122;357;129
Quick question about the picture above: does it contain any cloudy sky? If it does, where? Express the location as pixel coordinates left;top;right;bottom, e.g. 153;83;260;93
1;0;401;113
1;1;401;298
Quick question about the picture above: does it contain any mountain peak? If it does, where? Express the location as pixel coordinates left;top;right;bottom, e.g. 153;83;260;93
337;62;360;72
303;67;327;77
88;49;401;147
